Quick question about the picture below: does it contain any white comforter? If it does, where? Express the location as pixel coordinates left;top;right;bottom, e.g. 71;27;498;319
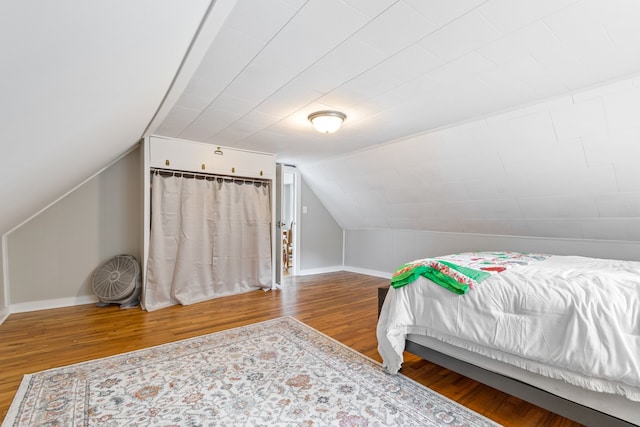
377;255;640;401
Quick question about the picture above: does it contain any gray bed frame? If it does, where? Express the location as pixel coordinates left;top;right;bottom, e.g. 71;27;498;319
377;287;637;427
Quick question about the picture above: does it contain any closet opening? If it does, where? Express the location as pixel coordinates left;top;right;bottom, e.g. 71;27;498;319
141;136;277;312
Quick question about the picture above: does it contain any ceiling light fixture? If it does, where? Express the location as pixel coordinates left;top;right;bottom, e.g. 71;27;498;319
308;110;346;134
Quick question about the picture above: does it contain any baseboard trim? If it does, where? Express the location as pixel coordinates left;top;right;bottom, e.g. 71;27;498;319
343;266;392;279
296;266;344;276
10;295;99;314
0;307;9;325
6;268;389;314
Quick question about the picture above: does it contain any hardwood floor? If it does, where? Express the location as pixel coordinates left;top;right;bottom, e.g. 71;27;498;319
0;271;582;426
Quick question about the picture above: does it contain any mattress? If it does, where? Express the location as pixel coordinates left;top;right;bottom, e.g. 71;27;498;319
377;254;640;405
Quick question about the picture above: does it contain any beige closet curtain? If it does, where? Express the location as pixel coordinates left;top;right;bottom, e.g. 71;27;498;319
144;172;272;312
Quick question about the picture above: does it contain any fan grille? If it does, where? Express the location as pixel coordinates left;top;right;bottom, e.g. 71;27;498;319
92;255;138;301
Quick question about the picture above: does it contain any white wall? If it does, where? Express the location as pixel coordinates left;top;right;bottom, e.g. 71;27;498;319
301;75;640;241
345;228;640;277
299;177;343;273
7;148;141;311
0;1;213;239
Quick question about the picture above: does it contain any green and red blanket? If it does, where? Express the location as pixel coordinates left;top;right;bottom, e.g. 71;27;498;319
390;251;549;294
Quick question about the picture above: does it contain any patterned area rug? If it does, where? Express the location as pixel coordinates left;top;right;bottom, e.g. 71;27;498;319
5;317;500;426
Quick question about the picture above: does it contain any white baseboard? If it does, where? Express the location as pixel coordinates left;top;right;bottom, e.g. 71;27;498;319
10;295;99;314
296;266;344;276
5;267;388;315
343;266;392;279
0;307;9;325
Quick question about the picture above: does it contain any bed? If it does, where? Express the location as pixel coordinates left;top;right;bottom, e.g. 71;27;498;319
376;252;640;426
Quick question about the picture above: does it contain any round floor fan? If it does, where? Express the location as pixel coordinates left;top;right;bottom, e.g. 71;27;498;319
92;254;141;309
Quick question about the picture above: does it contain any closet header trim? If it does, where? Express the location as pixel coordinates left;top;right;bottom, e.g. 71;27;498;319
150;168;271;186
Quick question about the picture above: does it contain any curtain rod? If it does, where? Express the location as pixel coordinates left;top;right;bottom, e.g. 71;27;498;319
150;167;270;185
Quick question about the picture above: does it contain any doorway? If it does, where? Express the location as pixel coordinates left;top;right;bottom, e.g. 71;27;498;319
275;164;299;285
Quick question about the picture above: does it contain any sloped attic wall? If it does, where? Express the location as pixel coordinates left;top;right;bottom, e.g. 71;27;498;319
299;177;343;272
7;148;141;310
0;0;212;239
300;74;640;266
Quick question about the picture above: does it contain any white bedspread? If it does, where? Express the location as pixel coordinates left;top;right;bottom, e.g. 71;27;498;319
377;255;640;401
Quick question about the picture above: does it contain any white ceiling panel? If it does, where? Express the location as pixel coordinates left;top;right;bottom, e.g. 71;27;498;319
458;218;514;235
315;37;387;80
185;27;266;98
341;0;397;19
419;203;463;220
524;165;618;197
549;98;607;140
354;1;438;55
510;219;584;239
541;1;608;44
375;44;445;81
426;52;496;86
450;199;524;219
595;193;640;217
593;0;640;44
580;219;640;241
418;11;503;62
490;111;558;145
582;130;640;167
476;68;540;104
499;142;587;176
614;165;640;193
478;0;580;35
463;176;528;200
222;0;305;42
518;195;599;218
477;22;560;70
208;94;255;115
213;126;254;143
177;92;215;111
256;85;325;119
495;56;569;97
602;86;640;132
368;74;442;108
223;59;296;104
404;0;486;28
277;0;370;56
164;105;202;124
286;63;351;95
338;68;403;100
529;41;615;91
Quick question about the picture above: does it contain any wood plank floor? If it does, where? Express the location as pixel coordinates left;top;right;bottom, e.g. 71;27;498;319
0;271;582;426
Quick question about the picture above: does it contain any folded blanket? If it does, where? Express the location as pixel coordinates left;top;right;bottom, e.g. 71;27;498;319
391;251;550;294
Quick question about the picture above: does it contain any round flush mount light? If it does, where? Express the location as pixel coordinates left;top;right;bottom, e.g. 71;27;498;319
307;110;346;134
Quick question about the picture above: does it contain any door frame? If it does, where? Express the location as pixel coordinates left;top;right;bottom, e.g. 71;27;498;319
275;164;300;285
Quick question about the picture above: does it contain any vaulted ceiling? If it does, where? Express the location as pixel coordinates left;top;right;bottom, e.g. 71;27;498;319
3;0;640;241
155;0;640;240
156;0;640;164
